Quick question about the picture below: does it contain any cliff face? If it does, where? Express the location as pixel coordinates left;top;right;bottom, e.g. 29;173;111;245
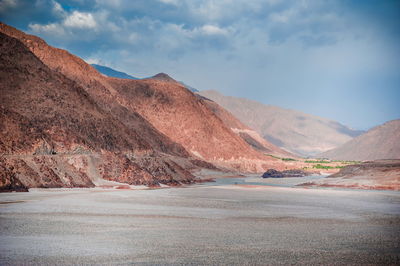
198;90;363;156
319;120;400;161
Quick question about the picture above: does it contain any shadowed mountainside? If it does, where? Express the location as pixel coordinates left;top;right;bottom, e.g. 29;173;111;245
319;120;400;161
198;90;364;156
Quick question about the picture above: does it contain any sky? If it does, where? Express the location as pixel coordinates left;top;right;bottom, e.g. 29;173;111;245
1;0;399;130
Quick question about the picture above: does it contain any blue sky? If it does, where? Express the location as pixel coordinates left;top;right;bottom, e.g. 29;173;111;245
1;0;399;130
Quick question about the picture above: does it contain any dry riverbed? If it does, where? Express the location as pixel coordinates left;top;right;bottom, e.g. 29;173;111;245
0;178;399;265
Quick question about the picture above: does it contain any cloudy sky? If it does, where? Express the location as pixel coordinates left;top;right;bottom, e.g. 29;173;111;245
1;0;399;130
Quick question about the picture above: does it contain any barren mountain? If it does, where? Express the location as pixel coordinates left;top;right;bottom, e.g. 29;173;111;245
89;64;291;158
106;77;285;172
0;31;197;190
198;90;363;156
319;120;400;161
0;22;288;191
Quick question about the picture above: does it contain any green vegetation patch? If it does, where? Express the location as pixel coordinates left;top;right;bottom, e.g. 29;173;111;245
267;154;297;161
304;160;331;164
312;164;344;169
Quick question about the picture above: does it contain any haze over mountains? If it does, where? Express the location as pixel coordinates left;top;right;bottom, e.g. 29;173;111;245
0;22;288;190
89;62;399;161
198;90;364;157
320;119;400;161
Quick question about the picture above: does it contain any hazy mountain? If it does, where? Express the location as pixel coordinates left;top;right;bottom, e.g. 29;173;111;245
91;64;138;79
319;120;400;161
198;90;364;157
198;95;295;158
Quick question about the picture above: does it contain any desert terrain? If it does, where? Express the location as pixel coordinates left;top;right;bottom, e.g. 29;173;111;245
1;178;399;265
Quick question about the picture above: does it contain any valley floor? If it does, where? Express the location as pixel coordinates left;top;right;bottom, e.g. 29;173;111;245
0;179;399;265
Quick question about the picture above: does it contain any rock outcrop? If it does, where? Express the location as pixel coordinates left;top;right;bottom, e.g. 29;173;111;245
262;169;309;178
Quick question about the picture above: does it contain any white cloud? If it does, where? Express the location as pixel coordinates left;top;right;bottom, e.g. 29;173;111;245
200;25;228;36
51;0;66;17
29;22;66;37
84;57;100;64
63;11;97;29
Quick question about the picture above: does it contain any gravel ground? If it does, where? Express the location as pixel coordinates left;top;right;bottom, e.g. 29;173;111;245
0;183;399;265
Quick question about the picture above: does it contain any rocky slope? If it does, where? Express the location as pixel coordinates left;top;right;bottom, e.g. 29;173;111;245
319;120;400;161
0;23;289;190
0;30;197;190
119;68;293;159
198;90;363;156
106;77;285;172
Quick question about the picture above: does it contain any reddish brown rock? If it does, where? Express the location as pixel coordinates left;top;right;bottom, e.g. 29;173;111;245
0;22;298;191
0;22;286;173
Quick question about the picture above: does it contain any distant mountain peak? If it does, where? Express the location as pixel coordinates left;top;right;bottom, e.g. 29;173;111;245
150;73;176;82
149;73;199;93
91;64;138;80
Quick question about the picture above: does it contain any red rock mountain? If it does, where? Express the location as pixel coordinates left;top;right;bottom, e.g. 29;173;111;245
148;72;294;158
0;23;287;190
319;119;400;161
0;31;197;191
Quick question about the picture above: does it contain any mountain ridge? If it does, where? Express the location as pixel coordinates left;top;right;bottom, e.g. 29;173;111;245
0;22;291;192
198;90;364;156
319;119;400;161
91;64;138;79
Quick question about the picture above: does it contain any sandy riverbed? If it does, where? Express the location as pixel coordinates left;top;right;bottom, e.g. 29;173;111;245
0;181;399;265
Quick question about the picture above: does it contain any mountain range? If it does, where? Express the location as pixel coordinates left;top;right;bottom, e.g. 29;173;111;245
1;22;398;192
0;22;287;191
198;90;364;156
69;57;400;163
69;61;400;163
